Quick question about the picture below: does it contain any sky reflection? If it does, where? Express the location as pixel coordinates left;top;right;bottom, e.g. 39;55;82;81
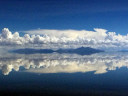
0;52;128;75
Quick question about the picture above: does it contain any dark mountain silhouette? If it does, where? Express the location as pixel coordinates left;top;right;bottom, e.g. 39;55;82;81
56;47;104;55
11;47;104;55
11;48;54;54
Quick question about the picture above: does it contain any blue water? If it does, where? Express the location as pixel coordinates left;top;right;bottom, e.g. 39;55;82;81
0;52;128;96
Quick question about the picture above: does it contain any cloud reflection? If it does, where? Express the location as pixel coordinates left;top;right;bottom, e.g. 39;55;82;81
0;52;128;75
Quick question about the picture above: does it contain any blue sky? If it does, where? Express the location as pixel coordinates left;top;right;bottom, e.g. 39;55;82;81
0;0;128;35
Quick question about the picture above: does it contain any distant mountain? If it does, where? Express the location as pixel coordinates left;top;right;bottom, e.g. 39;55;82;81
11;47;104;55
11;48;54;54
56;47;104;55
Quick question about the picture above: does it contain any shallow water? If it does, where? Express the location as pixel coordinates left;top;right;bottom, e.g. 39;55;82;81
0;52;128;96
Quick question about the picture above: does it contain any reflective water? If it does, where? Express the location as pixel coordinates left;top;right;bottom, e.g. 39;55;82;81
0;51;128;96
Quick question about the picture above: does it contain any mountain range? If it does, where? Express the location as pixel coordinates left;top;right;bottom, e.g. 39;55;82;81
11;47;104;55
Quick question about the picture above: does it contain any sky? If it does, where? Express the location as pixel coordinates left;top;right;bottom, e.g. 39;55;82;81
0;0;128;34
0;0;128;50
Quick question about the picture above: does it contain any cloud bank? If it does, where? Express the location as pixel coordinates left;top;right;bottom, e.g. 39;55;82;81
0;28;128;50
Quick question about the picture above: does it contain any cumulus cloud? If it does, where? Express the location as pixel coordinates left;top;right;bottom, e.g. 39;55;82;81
23;28;108;40
0;28;128;50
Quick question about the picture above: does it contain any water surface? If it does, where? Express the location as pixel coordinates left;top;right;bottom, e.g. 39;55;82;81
0;51;128;96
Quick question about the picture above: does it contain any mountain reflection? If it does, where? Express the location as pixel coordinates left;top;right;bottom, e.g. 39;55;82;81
0;52;128;75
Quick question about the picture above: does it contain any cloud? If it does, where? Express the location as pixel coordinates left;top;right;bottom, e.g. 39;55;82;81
0;28;128;50
23;28;107;40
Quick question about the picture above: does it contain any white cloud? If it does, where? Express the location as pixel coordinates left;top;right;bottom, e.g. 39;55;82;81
0;28;128;50
23;28;107;40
